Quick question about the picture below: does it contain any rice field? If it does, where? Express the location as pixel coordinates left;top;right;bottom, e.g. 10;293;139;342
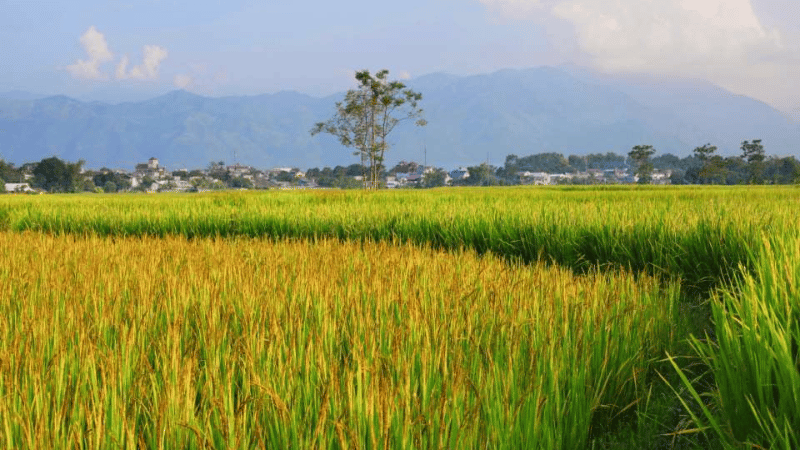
0;185;798;448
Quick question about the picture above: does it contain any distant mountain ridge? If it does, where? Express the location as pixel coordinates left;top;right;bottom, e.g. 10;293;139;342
1;67;798;170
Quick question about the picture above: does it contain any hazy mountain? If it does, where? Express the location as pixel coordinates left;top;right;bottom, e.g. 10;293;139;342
1;67;798;170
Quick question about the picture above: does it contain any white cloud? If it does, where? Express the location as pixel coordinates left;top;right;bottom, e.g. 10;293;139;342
474;0;799;111
115;55;129;80
174;74;193;89
66;27;168;82
550;0;782;75
66;26;114;80
118;45;168;80
398;71;411;80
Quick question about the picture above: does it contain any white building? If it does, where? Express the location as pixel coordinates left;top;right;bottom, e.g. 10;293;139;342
4;183;35;193
449;167;470;181
519;171;551;185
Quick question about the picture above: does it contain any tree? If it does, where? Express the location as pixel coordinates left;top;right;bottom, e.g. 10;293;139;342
693;144;719;184
0;160;21;183
230;176;254;189
693;143;717;162
32;157;84;192
80;178;96;192
463;163;499;186
421;169;447;188
345;163;364;177
311;69;426;190
568;154;587;172
207;161;230;183
741;139;766;184
94;170;131;192
740;139;765;163
628;145;656;184
275;171;295;183
761;156;800;184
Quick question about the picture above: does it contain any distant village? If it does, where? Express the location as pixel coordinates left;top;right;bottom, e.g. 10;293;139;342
4;145;800;193
1;155;680;194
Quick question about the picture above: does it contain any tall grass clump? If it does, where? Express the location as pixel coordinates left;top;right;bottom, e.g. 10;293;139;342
669;233;800;448
0;232;680;449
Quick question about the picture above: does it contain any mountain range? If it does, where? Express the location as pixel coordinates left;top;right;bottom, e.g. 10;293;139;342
1;66;798;170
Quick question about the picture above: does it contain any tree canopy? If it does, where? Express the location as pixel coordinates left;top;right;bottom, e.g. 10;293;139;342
311;69;425;190
32;157;84;193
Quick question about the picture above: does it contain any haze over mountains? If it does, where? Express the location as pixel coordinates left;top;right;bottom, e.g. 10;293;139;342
1;66;798;171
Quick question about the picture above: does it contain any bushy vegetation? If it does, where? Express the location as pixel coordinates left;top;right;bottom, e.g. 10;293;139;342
0;186;798;448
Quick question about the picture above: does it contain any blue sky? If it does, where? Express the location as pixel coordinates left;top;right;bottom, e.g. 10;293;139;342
2;0;799;115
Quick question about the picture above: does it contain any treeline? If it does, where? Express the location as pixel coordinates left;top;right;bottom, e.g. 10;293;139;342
1;157;88;193
305;142;800;187
494;142;800;185
1;157;141;193
3;141;800;193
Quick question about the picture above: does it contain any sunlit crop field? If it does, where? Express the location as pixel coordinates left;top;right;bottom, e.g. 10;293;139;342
0;186;798;448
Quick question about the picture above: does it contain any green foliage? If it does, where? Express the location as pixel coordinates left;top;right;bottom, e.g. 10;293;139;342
31;156;84;192
80;178;96;192
765;156;800;184
741;139;766;184
628;145;657;183
693;143;717;162
0;159;22;183
462;163;500;186
273;171;294;183
503;152;574;175
230;176;254;189
134;175;157;192
740;139;765;163
311;69;425;190
672;233;800;449
421;169;447;188
207;162;230;183
93;170;131;192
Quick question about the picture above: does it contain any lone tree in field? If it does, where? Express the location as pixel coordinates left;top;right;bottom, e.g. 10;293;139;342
311;69;426;190
628;145;656;184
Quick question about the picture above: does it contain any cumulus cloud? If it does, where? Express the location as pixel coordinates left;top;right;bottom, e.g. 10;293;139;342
475;0;782;74
117;45;169;80
473;0;800;110
550;0;782;75
115;55;129;80
66;26;114;80
66;26;168;82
